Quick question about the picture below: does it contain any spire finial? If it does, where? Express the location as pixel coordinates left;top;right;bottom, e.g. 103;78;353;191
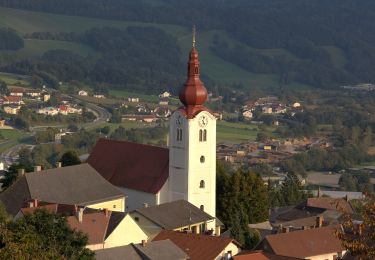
192;25;196;48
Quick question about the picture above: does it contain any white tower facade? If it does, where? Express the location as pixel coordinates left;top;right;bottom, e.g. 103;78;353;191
169;29;217;227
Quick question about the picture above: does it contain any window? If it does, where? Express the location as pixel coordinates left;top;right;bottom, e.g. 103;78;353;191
113;205;116;208
200;205;204;211
200;180;205;188
200;156;205;163
177;128;182;141
203;129;207;141
194;66;199;74
199;129;203;142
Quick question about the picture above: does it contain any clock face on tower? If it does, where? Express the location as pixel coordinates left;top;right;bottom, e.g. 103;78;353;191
198;115;208;127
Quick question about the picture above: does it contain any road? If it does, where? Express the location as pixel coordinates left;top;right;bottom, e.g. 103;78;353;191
0;93;111;168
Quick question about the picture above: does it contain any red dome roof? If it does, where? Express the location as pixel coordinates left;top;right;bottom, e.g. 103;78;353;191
179;47;208;107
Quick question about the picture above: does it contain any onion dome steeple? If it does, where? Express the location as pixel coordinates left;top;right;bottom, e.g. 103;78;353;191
179;26;208;115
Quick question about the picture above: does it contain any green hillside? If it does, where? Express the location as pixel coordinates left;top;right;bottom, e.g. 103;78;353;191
0;7;310;90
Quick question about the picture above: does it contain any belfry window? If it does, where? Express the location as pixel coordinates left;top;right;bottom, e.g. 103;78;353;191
177;128;182;141
194;66;199;74
199;129;207;142
200;180;205;188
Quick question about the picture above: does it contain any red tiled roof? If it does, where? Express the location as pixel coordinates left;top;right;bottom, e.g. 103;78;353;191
88;139;169;194
306;198;353;214
234;250;302;260
264;225;345;258
4;96;22;102
153;230;240;260
59;105;68;111
68;211;111;245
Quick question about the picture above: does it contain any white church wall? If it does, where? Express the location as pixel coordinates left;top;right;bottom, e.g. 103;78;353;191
120;187;158;212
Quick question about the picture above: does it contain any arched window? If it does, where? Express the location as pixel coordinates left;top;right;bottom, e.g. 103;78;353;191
203;129;207;141
200;156;205;163
200;205;204;211
199;129;203;142
177;128;182;141
200;180;205;188
194;66;199;74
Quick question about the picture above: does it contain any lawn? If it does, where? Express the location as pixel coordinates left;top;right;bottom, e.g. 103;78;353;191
0;129;30;153
109;90;160;103
0;72;30;86
217;121;276;143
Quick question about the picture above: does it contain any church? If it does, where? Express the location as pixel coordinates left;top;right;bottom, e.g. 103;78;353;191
87;30;218;234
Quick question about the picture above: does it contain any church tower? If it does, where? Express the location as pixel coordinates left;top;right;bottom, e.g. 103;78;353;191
169;27;217;224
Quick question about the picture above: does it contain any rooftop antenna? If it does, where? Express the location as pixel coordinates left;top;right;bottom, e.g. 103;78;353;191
192;25;196;48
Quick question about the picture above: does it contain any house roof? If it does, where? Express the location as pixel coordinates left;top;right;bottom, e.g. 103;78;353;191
4;96;22;102
306;197;353;214
264;225;344;258
0;164;124;216
95;240;189;260
135;200;215;230
234;251;303;260
67;210;112;245
87;138;169;194
153;230;240;260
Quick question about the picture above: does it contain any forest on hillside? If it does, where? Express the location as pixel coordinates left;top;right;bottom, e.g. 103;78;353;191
1;0;375;92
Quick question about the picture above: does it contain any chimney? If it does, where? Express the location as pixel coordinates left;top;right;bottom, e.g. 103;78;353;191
18;168;25;176
104;208;109;217
77;207;84;223
56;162;62;168
317;186;321;197
34;165;42;172
316;216;324;228
345;195;349;201
302;226;309;230
143;203;149;208
141;240;147;247
282;227;290;233
28;198;38;208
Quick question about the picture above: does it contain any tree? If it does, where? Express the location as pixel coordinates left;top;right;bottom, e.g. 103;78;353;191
0;80;8;95
0;164;32;190
335;193;375;258
60;151;81;167
0;209;94;259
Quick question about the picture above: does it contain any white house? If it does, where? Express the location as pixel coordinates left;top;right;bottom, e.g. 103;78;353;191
128;97;140;103
242;110;253;119
37;107;59;116
93;94;105;99
159;91;171;98
78;90;88;96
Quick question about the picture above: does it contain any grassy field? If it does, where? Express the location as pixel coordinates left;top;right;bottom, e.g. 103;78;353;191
0;72;30;86
109;90;160;103
0;129;30;153
217;121;277;143
0;6;313;90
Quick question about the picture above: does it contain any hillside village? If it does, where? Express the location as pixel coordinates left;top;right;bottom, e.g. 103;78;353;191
0;32;373;260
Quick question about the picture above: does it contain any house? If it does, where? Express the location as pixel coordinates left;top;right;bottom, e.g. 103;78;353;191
37;107;59;116
153;230;241;260
258;225;346;259
17;203;147;251
95;239;189;260
93;94;106;99
59;105;69;115
3;96;23;105
262;106;273;114
242;110;253;119
233;251;302;260
292;102;301;108
9;88;24;97
0;163;126;216
159;91;172;98
43;93;51;102
78;90;88;96
154;106;172;118
130;200;217;239
122;115;157;123
67;106;83;114
3;105;21;115
128;97;140;103
159;97;169;106
25;90;41;98
0;118;5;127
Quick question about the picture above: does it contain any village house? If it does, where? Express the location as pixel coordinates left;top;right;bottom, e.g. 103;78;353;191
159;91;172;98
25;89;41;98
93;94;106;99
43;93;51;102
3;105;21;115
0;118;5;127
37;107;59;116
122;115;158;123
16;203;148;251
262;106;273;114
9;87;24;97
233;251;302;260
78;90;88;96
159;97;169;105
95;239;189;260
154;106;172;118
130;200;217;239
257;225;346;259
0;164;126;216
242;110;253;119
153;230;241;260
3;95;23;105
128;97;140;103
